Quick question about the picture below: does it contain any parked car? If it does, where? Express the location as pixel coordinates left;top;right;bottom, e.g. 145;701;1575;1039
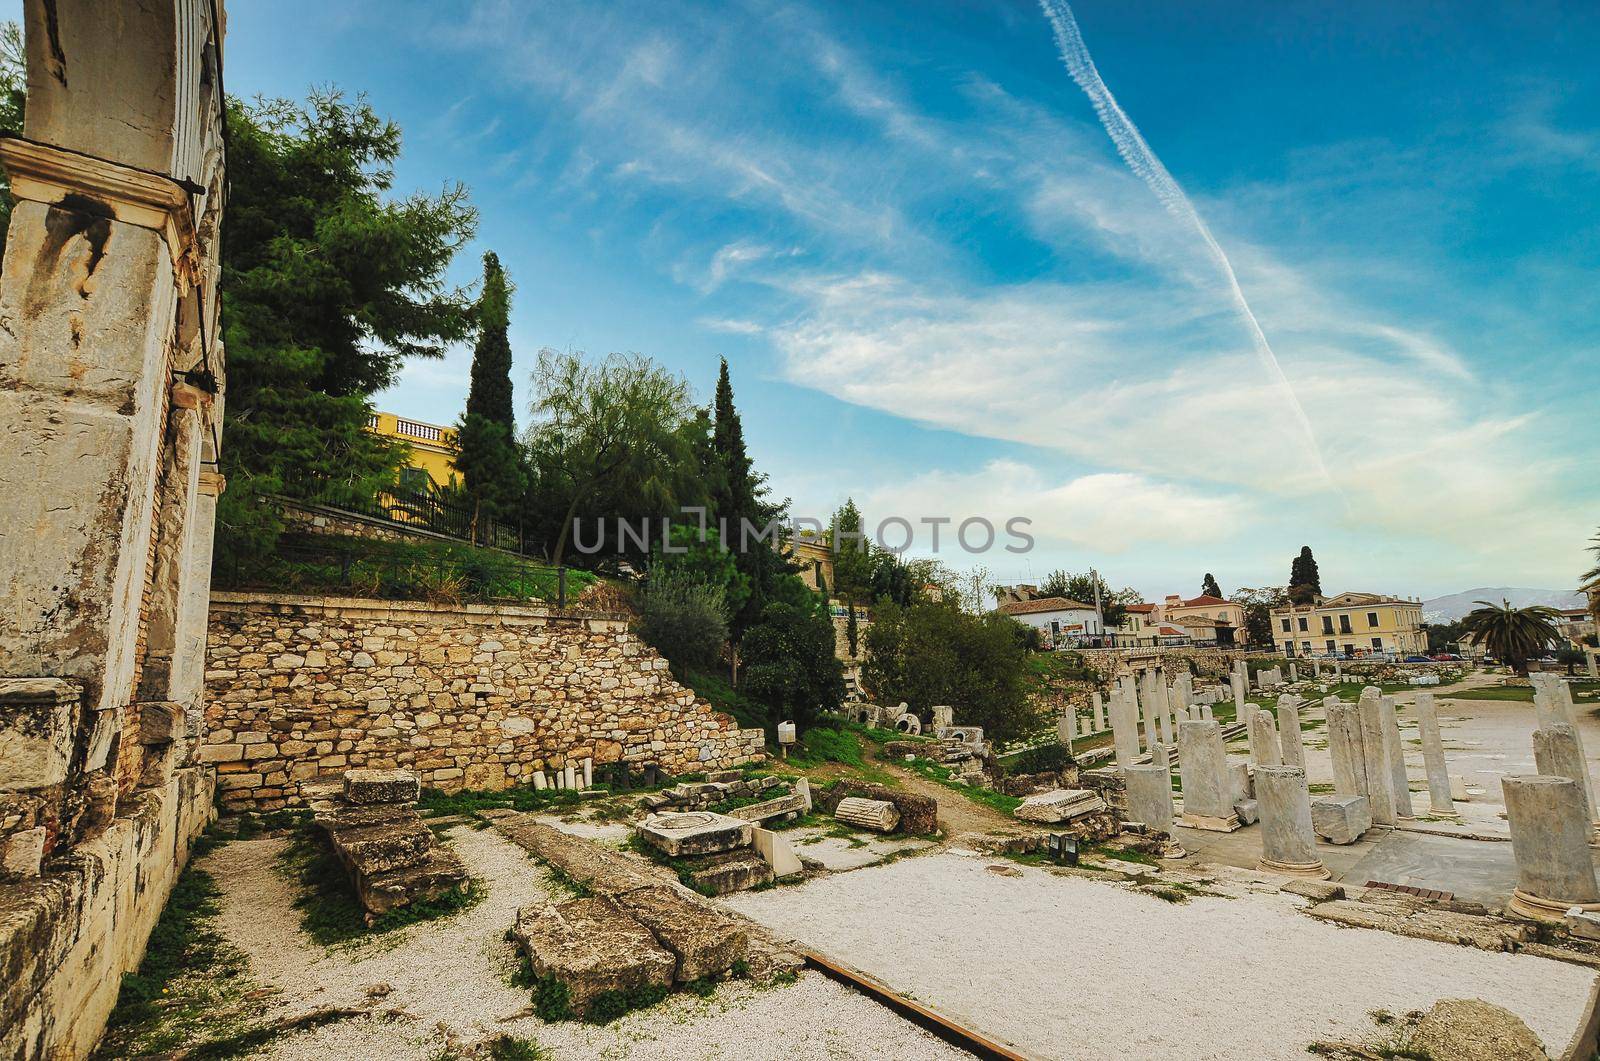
1429;653;1461;662
1404;655;1432;663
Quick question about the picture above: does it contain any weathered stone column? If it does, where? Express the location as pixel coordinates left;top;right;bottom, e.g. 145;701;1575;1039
1249;709;1281;767
1092;692;1106;732
1126;763;1182;855
1141;683;1160;756
1356;689;1398;825
1231;663;1248;720
1058;708;1076;746
1326;699;1367;797
1110;688;1141;768
1413;692;1456;817
1534;676;1597;814
1277;695;1305;769
1379;696;1413;818
1534;723;1599;826
1178;720;1240;831
1503;775;1600;922
1256;765;1330;879
1289;662;1299;683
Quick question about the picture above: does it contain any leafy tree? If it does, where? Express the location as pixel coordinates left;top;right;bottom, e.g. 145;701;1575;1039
1201;573;1222;599
636;572;727;673
218;90;477;561
739;578;845;731
1423;620;1464;654
1556;646;1586;676
1461;599;1561;674
523;349;701;568
1583;526;1600;586
1288;546;1322;604
862;600;1041;742
454;251;523;534
1037;570;1138;628
1231;586;1288;647
652;525;749;620
829;499;875;602
0;22;23;254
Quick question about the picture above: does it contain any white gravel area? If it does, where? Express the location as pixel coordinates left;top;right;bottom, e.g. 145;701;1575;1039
203;826;966;1060
725;851;1599;1060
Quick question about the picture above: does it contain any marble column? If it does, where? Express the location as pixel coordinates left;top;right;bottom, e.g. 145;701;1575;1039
1178;720;1240;831
1503;774;1600;922
1058;708;1076;746
1379;695;1414;818
1326;699;1368;798
1110;688;1141;768
1289;662;1299;683
1092;691;1106;732
1412;692;1456;817
1535;675;1597;814
1534;722;1599;825
1256;765;1330;878
1126;763;1177;841
1277;695;1305;769
1249;709;1281;767
1231;663;1249;723
1357;688;1398;825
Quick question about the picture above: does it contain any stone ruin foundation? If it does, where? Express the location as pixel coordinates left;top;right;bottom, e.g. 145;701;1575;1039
0;2;227;1056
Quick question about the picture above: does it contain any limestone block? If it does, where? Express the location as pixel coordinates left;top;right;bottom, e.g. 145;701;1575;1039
637;811;752;857
343;768;421;806
1408;998;1547;1061
1014;789;1105;824
1311;795;1372;845
685;849;774;895
138;700;187;744
750;826;804;879
726;790;808;824
836;796;902;832
1;826;46;878
615;885;748;981
513;898;675;1017
0;678;80;790
1233;798;1259;826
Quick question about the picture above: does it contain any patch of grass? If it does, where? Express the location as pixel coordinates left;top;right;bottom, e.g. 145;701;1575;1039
277;825;480;946
678;666;768;734
97;826;265;1059
905;757;1022;815
529;973;669;1025
488;1035;549;1061
532;973;574;1022
417;786;589;817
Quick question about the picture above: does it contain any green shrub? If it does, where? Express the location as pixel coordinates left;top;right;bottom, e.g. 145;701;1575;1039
637;572;728;672
1005;743;1071;776
532;974;574;1022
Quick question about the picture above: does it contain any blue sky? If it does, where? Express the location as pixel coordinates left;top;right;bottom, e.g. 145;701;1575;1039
93;1;1600;596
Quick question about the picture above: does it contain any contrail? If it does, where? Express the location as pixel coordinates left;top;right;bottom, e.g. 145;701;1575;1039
1037;0;1333;488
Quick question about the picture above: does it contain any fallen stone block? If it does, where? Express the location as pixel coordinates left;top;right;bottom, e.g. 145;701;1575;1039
1014;789;1106;824
1280;878;1345;903
820;780;937;835
1566;907;1600;942
513;897;675;1017
636;811;752;857
1409;998;1548;1061
329;820;434;877
343;769;420;806
357;847;470;917
751;826;804;879
685;850;773;896
615;885;747;982
1233;798;1259;826
1311;794;1372;845
726;791;807;823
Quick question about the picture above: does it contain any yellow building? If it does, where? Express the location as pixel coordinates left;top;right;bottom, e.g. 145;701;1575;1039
367;411;458;490
1270;591;1425;659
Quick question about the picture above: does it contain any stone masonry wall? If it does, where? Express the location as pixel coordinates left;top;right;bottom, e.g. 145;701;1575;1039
203;593;766;810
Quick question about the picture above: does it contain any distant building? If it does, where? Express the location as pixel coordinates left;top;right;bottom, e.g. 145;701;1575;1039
367;411;457;490
1111;602;1158;642
1157;594;1241;647
997;596;1103;646
1554;607;1597;647
791;536;837;597
1270;592;1425;658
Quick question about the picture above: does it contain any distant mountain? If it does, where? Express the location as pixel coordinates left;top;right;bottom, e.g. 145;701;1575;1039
1422;587;1587;624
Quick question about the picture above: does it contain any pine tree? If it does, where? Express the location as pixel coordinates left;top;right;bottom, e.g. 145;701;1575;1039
454;252;524;536
1201;573;1222;599
846;601;860;657
1288;546;1322;604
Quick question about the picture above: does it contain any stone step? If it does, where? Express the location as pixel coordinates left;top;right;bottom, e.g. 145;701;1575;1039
331;819;435;876
513;897;676;1017
685;850;773;896
357;846;470;917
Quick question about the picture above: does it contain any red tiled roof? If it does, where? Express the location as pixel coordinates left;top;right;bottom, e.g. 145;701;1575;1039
1124;603;1156;613
997;597;1096;617
1182;595;1230;607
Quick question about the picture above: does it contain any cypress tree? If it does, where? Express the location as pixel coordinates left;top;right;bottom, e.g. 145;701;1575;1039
1201;573;1222;599
1288;546;1322;604
454;252;524;534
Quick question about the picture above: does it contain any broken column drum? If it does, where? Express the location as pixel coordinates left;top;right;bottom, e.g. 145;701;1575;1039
835;796;900;833
1277;696;1305;769
1255;765;1330;879
1533;722;1598;825
1502;774;1600;922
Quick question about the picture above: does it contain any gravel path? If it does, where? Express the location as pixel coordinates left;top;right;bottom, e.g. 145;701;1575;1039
725;850;1599;1060
203;827;968;1060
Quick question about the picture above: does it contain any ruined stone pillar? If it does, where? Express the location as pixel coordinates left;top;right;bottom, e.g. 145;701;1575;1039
1534;676;1597;814
1356;688;1398;825
1413;692;1456;817
1379;696;1413;818
1126;762;1177;841
1109;688;1141;768
1231;663;1247;720
1256;765;1330;879
1503;775;1600;922
1326;699;1367;798
1092;692;1105;732
1058;708;1076;745
1288;662;1298;683
1178;720;1239;831
1249;709;1281;767
1534;723;1599;826
1277;695;1305;769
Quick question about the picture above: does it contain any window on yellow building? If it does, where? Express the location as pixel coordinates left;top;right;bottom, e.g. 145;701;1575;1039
1367;612;1380;627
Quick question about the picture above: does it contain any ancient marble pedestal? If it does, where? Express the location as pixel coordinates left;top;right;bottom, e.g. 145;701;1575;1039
1502;774;1600;922
1178;720;1240;832
1311;794;1372;845
1256;765;1330;879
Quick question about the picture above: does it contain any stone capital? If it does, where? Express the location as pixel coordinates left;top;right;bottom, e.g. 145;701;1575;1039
0;135;204;283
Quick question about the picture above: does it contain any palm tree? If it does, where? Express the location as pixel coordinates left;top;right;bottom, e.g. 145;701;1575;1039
1583;527;1600;587
1460;599;1561;674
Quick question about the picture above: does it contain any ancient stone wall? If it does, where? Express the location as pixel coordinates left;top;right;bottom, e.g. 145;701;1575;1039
203;593;766;810
1073;646;1265;683
0;2;227;1055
